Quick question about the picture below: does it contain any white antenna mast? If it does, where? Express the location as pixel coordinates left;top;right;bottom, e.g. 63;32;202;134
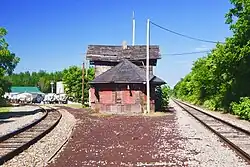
132;11;135;46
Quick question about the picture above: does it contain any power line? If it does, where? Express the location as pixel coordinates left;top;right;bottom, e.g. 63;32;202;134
150;21;224;44
161;50;211;56
84;50;211;58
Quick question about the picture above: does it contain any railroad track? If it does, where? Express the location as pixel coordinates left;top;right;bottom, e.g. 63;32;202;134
173;99;250;163
0;106;62;165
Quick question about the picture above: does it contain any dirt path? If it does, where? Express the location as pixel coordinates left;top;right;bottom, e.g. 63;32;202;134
48;107;188;167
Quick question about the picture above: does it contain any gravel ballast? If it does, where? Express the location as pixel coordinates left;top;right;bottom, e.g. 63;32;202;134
178;99;250;132
2;108;76;167
0;105;43;136
170;100;250;167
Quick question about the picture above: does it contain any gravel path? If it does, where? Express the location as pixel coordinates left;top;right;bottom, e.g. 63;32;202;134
47;104;250;167
171;100;250;167
178;100;250;132
0;105;43;136
2;107;76;167
47;107;189;167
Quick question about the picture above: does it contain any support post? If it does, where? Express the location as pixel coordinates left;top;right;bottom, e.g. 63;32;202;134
82;62;85;105
132;11;135;46
85;55;88;78
146;19;150;114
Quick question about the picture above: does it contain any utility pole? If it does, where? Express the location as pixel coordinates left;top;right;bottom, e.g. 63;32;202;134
85;54;88;78
146;19;150;114
132;11;135;46
82;62;85;105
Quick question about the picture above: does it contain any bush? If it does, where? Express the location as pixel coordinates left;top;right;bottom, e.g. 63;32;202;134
203;99;219;111
0;97;8;107
161;85;170;107
230;97;250;120
162;86;170;107
155;84;171;111
203;95;223;111
186;95;200;105
155;86;162;111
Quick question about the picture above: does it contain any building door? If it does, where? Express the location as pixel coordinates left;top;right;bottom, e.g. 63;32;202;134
115;85;123;113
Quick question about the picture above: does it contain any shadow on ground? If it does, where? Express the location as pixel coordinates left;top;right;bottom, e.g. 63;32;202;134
0;109;41;120
0;120;14;124
156;106;176;113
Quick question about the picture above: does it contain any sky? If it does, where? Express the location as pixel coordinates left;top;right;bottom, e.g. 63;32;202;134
2;0;233;88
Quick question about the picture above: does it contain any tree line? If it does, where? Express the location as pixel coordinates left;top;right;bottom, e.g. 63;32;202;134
7;71;63;93
0;26;95;105
6;67;95;104
173;0;250;120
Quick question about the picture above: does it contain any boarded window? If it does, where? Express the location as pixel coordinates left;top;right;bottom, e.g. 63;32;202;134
122;90;135;104
90;88;95;103
115;86;122;104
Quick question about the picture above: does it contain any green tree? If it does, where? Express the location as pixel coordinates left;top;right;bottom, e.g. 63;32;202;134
0;27;20;105
62;66;95;104
7;70;64;93
173;0;250;119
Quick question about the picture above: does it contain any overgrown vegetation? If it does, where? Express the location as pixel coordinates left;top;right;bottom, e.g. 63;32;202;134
231;97;250;120
156;84;171;111
173;0;250;120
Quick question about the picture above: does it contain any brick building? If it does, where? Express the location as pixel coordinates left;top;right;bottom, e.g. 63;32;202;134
86;43;165;114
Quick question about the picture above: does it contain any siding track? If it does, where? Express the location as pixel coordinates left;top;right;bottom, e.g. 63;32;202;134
0;106;61;165
173;99;250;163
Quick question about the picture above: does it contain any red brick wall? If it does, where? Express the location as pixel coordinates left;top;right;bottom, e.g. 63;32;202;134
94;89;138;105
99;91;114;104
90;84;156;113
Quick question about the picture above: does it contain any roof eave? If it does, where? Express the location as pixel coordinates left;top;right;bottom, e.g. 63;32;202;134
90;81;146;84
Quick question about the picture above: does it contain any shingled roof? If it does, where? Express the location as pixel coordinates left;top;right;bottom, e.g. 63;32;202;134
86;45;160;62
90;59;165;84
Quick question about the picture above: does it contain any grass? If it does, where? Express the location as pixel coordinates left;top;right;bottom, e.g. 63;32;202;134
41;103;85;109
0;107;12;113
65;104;84;109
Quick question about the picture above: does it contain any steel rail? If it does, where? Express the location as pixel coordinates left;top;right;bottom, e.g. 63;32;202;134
0;106;62;165
0;108;47;142
173;99;250;164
